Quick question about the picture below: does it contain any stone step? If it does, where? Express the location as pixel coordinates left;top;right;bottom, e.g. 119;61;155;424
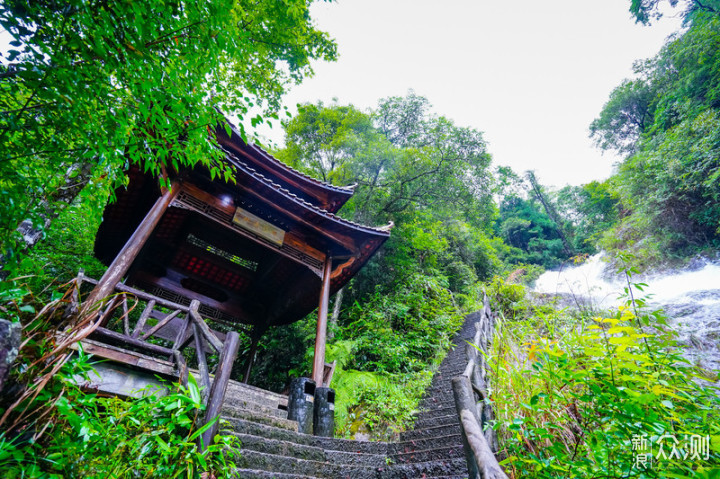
438;356;470;367
391;444;465;464
232;468;322;478
233;449;377;479
432;375;464;385
411;413;458;429
222;408;298;432
222;398;288;420
391;434;463;456
425;379;456;391
231;432;326;463
434;367;467;378
430;374;465;386
233;432;388;469
400;422;461;442
222;416;389;455
419;394;454;408
438;358;469;368
417;401;458;414
222;417;311;447
419;393;455;407
414;406;459;423
379;457;467;479
325;448;388;468
314;436;389;456
225;380;288;407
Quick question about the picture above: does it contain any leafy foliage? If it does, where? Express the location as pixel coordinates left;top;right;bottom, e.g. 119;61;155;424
0;0;336;273
591;10;720;265
0;281;239;478
489;266;720;478
14;196;107;298
1;355;239;478
269;94;501;437
628;0;719;25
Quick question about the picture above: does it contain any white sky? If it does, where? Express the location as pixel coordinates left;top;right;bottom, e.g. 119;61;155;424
258;0;683;188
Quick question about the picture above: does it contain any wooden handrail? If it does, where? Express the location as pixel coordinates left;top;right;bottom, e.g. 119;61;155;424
189;302;224;353
71;273;239;450
452;295;508;479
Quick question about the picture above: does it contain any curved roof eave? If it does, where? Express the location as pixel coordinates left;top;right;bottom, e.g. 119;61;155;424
219;146;391;255
214;121;354;213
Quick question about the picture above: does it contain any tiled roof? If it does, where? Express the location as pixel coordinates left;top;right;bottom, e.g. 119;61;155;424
226;122;356;195
220;145;391;238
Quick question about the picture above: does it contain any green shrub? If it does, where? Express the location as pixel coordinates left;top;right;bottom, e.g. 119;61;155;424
490;267;720;478
0;353;239;478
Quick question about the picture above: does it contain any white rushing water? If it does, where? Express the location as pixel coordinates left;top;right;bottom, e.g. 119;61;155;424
533;253;720;375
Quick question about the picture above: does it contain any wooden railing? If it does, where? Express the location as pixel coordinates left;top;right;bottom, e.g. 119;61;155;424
69;272;240;449
451;296;509;479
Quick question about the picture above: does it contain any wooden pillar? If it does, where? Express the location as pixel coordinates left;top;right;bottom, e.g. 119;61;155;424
84;181;181;311
200;330;240;449
242;330;261;384
312;257;333;385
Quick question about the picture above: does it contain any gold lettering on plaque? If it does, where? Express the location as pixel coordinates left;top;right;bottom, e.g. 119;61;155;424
232;207;285;246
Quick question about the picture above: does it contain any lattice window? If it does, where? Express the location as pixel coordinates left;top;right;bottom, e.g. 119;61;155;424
173;250;248;292
186;234;259;272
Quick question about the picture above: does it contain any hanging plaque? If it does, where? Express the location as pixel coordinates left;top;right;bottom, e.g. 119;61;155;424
232;207;285;246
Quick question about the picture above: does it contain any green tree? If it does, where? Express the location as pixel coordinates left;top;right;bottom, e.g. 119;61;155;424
589;77;656;154
278;101;378;184
496;195;567;268
0;0;336;272
555;181;620;252
271;95;504;435
629;0;719;24
591;12;720;261
280;93;496;227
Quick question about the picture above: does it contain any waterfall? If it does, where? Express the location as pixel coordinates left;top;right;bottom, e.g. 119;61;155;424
532;254;720;376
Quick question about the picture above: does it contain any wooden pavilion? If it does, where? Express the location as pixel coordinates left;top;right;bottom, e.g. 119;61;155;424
74;121;390;443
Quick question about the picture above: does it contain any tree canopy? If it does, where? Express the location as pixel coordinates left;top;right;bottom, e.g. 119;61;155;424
0;0;336;271
629;0;719;24
592;8;720;261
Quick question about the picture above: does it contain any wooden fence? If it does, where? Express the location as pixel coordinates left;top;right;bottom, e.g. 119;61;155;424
68;272;239;449
451;296;509;479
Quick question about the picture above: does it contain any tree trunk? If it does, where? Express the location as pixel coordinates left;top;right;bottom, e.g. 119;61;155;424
525;170;573;256
328;287;344;341
18;162;94;249
0;319;21;393
1;161;94;277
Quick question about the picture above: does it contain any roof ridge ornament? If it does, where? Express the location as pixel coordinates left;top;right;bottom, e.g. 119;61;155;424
378;221;394;232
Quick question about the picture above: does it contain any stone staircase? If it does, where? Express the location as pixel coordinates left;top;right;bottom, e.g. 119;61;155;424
386;311;480;479
220;312;480;478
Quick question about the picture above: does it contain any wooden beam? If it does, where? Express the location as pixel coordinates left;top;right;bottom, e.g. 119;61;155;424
173;350;189;386
84;181;181;310
115;283;189;312
132;300;156;339
140;308;182;341
311;257;333;385
92;327;175;357
64;337;177;377
193;322;210;402
242;331;261;384
189;303;224;353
